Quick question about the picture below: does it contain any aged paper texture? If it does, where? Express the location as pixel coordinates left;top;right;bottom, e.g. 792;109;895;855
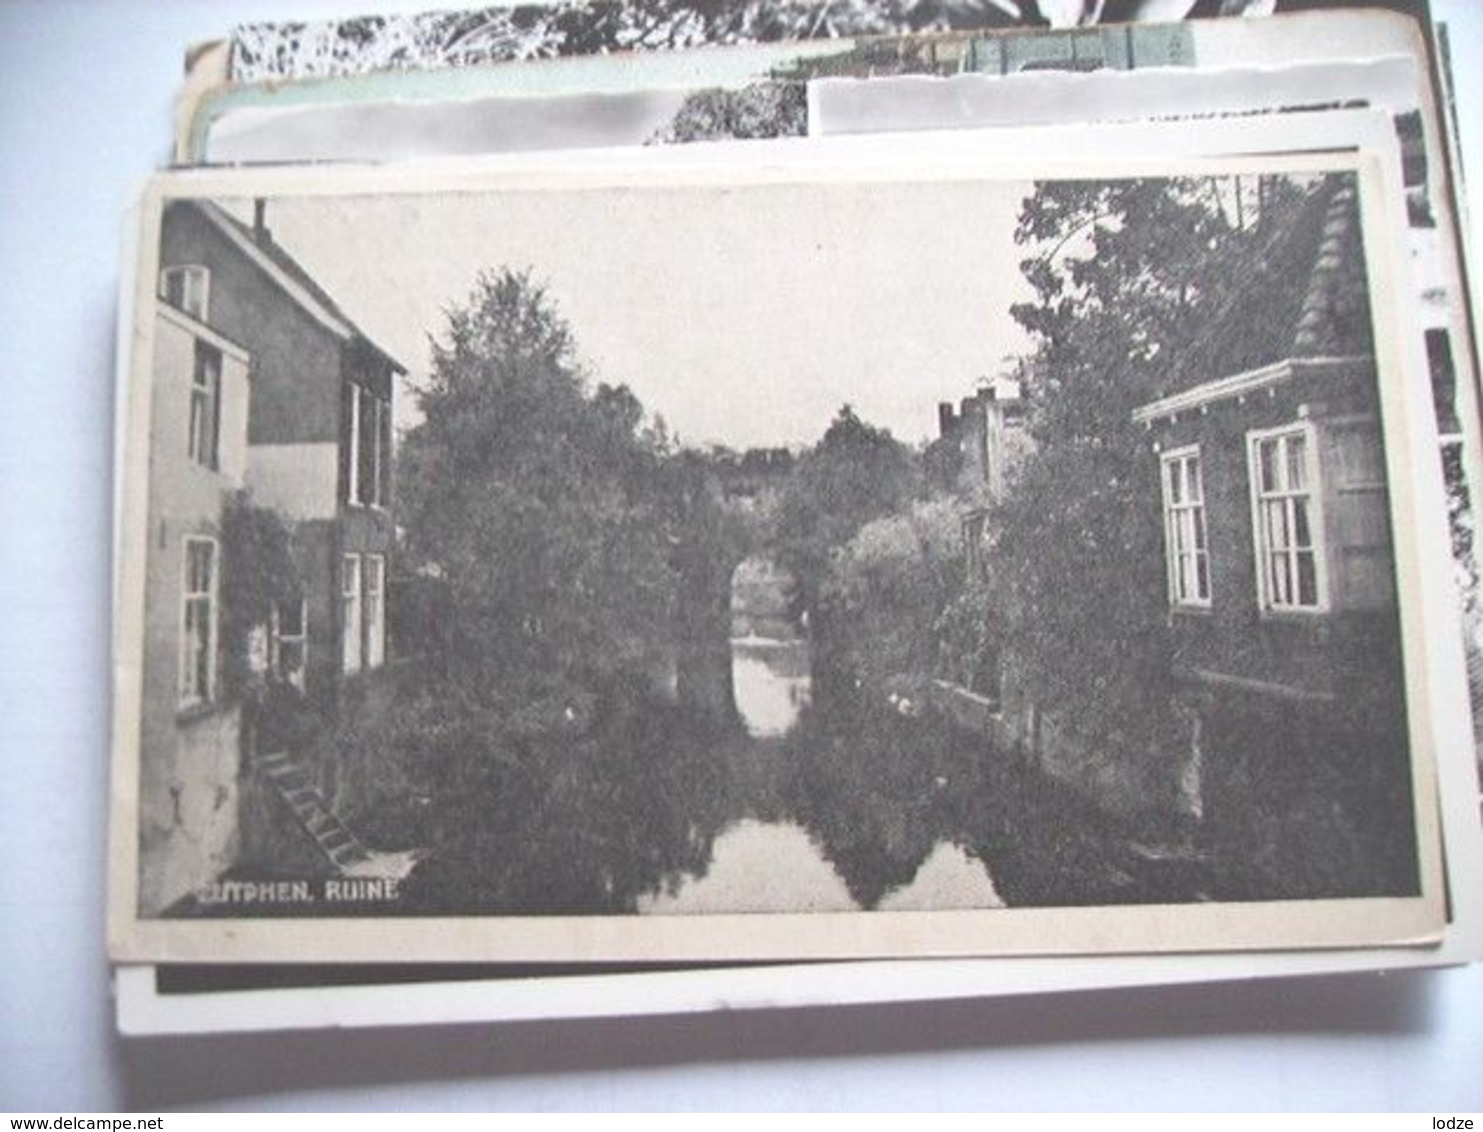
109;138;1451;963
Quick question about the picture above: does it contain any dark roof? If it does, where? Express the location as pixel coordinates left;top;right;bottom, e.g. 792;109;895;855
190;199;405;375
1161;173;1372;395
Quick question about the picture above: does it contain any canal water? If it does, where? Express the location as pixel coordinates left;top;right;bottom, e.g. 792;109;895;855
310;555;1172;921
635;623;1003;915
186;569;1176;921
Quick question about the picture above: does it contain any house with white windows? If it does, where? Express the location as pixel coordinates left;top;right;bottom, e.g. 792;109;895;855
139;198;405;914
137;283;254;915
1131;175;1417;899
158;199;402;701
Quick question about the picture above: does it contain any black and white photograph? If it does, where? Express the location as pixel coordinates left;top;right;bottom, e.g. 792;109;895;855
109;146;1445;964
15;0;1483;1111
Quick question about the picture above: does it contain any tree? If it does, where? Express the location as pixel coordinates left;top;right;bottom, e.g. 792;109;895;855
991;176;1312;753
822;496;967;687
774;405;921;603
218;490;300;701
397;267;679;708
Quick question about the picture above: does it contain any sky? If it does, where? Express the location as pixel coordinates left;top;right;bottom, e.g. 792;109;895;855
221;172;1036;451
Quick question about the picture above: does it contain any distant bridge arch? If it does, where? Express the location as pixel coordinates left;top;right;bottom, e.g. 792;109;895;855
665;449;799;724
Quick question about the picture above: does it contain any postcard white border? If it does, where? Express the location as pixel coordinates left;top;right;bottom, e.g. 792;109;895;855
110;128;1458;966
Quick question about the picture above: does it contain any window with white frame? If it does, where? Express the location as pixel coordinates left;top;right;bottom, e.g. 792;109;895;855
342;553;363;674
364;555;386;669
1248;423;1327;612
1159;446;1210;608
160;264;210;321
269;599;308;690
188;341;222;471
346;382;391;508
180;537;218;706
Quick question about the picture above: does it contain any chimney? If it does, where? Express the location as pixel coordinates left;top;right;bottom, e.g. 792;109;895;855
253;198;270;245
937;402;956;436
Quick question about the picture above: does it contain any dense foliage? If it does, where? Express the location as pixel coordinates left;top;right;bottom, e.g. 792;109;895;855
990;175;1312;751
773;404;921;613
397;267;680;713
821;496;967;687
218;490;300;701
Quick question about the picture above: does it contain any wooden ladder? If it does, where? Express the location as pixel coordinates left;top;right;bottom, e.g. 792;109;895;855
256;749;371;873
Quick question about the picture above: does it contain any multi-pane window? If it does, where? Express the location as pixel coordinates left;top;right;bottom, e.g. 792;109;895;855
188;341;222;471
346;382;391;508
180;537;218;706
1249;423;1327;612
160;264;210;321
342;553;362;674
341;553;388;675
364;555;386;669
269;599;308;691
1160;446;1210;608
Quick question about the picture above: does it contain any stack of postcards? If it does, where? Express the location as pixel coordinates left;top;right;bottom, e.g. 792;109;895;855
108;0;1483;1035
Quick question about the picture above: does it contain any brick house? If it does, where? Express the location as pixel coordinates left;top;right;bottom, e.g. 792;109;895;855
936;374;1030;584
136;287;254;915
1131;175;1418;898
158;200;403;706
140;199;406;913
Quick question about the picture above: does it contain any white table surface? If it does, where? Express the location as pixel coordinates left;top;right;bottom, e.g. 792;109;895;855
1;0;1480;1111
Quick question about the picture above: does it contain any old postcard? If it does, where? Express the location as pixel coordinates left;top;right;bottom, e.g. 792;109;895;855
181;9;1372;164
181;6;1404;165
109;139;1453;963
814;44;1483;800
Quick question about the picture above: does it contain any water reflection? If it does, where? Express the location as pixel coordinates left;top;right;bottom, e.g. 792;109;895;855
374;536;1171;920
638;818;856;913
878;842;1002;911
398;650;1018;917
639;817;1001;914
640;631;1000;914
731;637;812;738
